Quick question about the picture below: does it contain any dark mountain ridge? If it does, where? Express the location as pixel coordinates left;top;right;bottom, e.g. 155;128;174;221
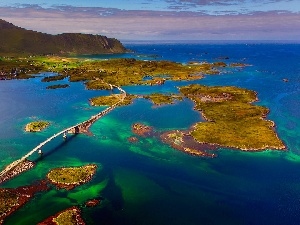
0;19;127;55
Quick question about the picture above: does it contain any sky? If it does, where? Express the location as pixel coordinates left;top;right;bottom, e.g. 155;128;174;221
0;0;299;41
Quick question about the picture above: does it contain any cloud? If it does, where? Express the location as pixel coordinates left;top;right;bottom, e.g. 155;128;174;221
164;0;300;14
0;6;299;40
165;0;294;6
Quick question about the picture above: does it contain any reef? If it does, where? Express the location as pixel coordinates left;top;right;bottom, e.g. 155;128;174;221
128;136;139;143
85;199;101;207
132;123;153;137
0;180;49;224
25;121;50;132
38;206;85;225
161;130;217;158
47;164;97;190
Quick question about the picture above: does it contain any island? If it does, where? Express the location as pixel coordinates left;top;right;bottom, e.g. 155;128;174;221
144;93;183;105
46;84;70;90
25;121;50;132
46;164;97;190
177;84;285;151
90;94;136;107
42;75;67;82
38;206;85;225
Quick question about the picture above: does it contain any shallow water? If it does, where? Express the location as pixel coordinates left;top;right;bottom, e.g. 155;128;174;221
1;43;300;224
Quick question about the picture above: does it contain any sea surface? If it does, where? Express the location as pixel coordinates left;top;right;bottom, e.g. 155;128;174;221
1;43;300;225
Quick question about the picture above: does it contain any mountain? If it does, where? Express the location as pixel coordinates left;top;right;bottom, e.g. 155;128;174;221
0;19;127;55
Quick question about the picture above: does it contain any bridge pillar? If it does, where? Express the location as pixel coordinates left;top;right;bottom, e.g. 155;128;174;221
75;126;80;134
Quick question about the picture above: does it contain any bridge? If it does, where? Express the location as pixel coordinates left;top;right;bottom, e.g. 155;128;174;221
0;85;126;180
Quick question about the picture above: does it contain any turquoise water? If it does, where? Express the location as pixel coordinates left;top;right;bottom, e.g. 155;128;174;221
1;43;300;224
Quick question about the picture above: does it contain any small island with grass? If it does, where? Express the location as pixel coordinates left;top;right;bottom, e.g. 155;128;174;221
25;121;50;132
47;164;97;190
144;93;182;106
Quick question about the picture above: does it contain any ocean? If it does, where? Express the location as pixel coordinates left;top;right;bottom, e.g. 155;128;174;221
1;43;300;224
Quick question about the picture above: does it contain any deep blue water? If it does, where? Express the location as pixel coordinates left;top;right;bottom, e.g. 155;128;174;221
1;43;300;225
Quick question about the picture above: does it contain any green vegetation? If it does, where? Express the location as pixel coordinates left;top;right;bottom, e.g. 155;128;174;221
0;189;18;217
53;207;82;225
90;94;122;106
120;94;137;106
46;84;70;89
47;164;97;189
180;84;285;150
144;93;183;105
66;58;216;87
0;57;43;79
85;80;112;90
0;19;126;55
90;93;136;107
0;55;222;86
25;121;50;132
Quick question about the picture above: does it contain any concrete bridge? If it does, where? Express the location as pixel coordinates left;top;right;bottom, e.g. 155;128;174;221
0;85;126;179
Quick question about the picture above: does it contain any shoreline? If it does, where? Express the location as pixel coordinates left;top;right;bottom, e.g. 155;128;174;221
0;160;35;185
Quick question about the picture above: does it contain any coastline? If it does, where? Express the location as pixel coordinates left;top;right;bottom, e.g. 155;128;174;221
0;160;35;185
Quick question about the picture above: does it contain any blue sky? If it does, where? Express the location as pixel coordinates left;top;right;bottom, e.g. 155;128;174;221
0;0;299;41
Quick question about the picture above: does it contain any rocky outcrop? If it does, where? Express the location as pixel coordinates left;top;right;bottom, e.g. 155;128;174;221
0;159;35;185
0;19;127;55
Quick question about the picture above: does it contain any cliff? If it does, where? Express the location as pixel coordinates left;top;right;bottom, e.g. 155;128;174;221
0;19;127;55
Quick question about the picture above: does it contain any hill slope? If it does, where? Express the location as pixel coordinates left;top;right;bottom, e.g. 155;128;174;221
0;19;127;55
